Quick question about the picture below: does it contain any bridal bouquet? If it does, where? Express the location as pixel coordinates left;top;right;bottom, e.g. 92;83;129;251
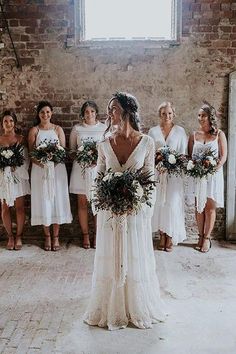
30;139;67;164
75;138;98;173
0;143;25;170
184;149;218;178
155;146;186;176
92;168;155;216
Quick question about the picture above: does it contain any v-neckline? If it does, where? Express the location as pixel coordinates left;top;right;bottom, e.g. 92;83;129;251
159;124;175;143
108;135;144;167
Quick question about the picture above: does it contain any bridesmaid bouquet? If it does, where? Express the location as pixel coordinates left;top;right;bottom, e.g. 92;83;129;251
30;139;67;164
75;138;98;173
155;146;186;176
184;149;218;178
0;143;25;170
92;168;155;216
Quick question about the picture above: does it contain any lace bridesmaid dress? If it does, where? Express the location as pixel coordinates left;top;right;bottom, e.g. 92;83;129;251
84;135;167;330
69;122;106;199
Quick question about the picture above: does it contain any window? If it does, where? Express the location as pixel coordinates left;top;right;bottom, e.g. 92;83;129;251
74;0;181;46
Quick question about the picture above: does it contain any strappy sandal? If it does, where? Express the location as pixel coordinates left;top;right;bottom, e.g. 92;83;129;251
158;233;166;251
195;234;204;251
7;235;15;251
15;235;22;251
200;236;211;253
165;236;173;252
52;236;60;251
83;233;90;249
44;235;51;251
93;234;96;249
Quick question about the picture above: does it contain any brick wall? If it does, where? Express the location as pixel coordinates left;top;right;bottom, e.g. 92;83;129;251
0;0;235;241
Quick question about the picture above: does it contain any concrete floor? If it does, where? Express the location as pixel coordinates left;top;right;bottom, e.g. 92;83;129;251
0;238;236;354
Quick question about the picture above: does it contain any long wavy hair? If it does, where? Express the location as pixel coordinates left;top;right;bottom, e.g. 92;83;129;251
1;109;21;134
105;91;141;136
34;100;53;126
200;100;218;135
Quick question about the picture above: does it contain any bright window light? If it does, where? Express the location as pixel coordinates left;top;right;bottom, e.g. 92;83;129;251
84;0;173;40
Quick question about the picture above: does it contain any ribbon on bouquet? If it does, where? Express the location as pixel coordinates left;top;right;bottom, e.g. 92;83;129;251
195;177;207;213
85;166;96;202
158;172;168;205
0;166;16;206
112;214;128;288
42;161;55;201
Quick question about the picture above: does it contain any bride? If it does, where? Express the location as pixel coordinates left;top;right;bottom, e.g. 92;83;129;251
84;92;167;330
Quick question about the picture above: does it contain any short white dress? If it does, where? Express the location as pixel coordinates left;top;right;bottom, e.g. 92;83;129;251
190;131;224;210
148;125;188;245
0;146;30;207
84;135;167;330
69;122;106;199
31;127;72;226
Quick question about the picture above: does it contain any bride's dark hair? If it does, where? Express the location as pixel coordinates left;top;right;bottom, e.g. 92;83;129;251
105;92;141;136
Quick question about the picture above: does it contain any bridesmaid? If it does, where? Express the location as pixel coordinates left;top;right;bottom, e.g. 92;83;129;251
28;101;72;251
0;110;30;250
69;100;106;249
188;102;227;252
148;101;187;252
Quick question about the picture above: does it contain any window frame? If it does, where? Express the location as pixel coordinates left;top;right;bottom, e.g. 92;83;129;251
74;0;182;48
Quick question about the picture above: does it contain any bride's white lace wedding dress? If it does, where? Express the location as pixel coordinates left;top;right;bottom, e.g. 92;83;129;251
84;134;167;330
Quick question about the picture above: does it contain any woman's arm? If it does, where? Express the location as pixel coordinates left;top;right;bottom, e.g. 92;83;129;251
188;133;194;157
217;130;227;168
69;126;78;151
56;126;66;148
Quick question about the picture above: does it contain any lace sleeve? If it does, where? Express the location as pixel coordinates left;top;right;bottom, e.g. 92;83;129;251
96;142;106;174
143;136;155;177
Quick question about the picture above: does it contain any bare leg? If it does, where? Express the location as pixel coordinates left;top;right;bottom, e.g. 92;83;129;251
43;225;51;251
14;196;25;250
195;198;205;250
78;194;90;248
201;198;215;252
52;224;60;251
1;201;14;250
158;231;166;251
165;234;173;252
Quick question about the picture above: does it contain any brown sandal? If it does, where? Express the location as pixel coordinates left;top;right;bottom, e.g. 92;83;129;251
7;235;15;251
200;236;211;253
195;234;204;251
83;233;90;249
44;235;51;251
165;236;173;252
15;235;22;251
158;233;166;251
52;236;60;251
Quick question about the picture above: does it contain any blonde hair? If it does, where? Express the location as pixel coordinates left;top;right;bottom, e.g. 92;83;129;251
158;101;176;118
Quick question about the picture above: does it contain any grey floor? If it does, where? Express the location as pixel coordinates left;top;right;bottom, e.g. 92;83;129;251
0;238;236;354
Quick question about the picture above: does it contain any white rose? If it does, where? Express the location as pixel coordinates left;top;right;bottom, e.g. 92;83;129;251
132;181;143;198
114;172;123;177
168;154;176;164
57;145;64;151
1;150;7;157
87;150;93;155
103;173;112;182
3;150;14;159
38;143;47;149
211;160;217;166
187;160;194;170
78;145;84;152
